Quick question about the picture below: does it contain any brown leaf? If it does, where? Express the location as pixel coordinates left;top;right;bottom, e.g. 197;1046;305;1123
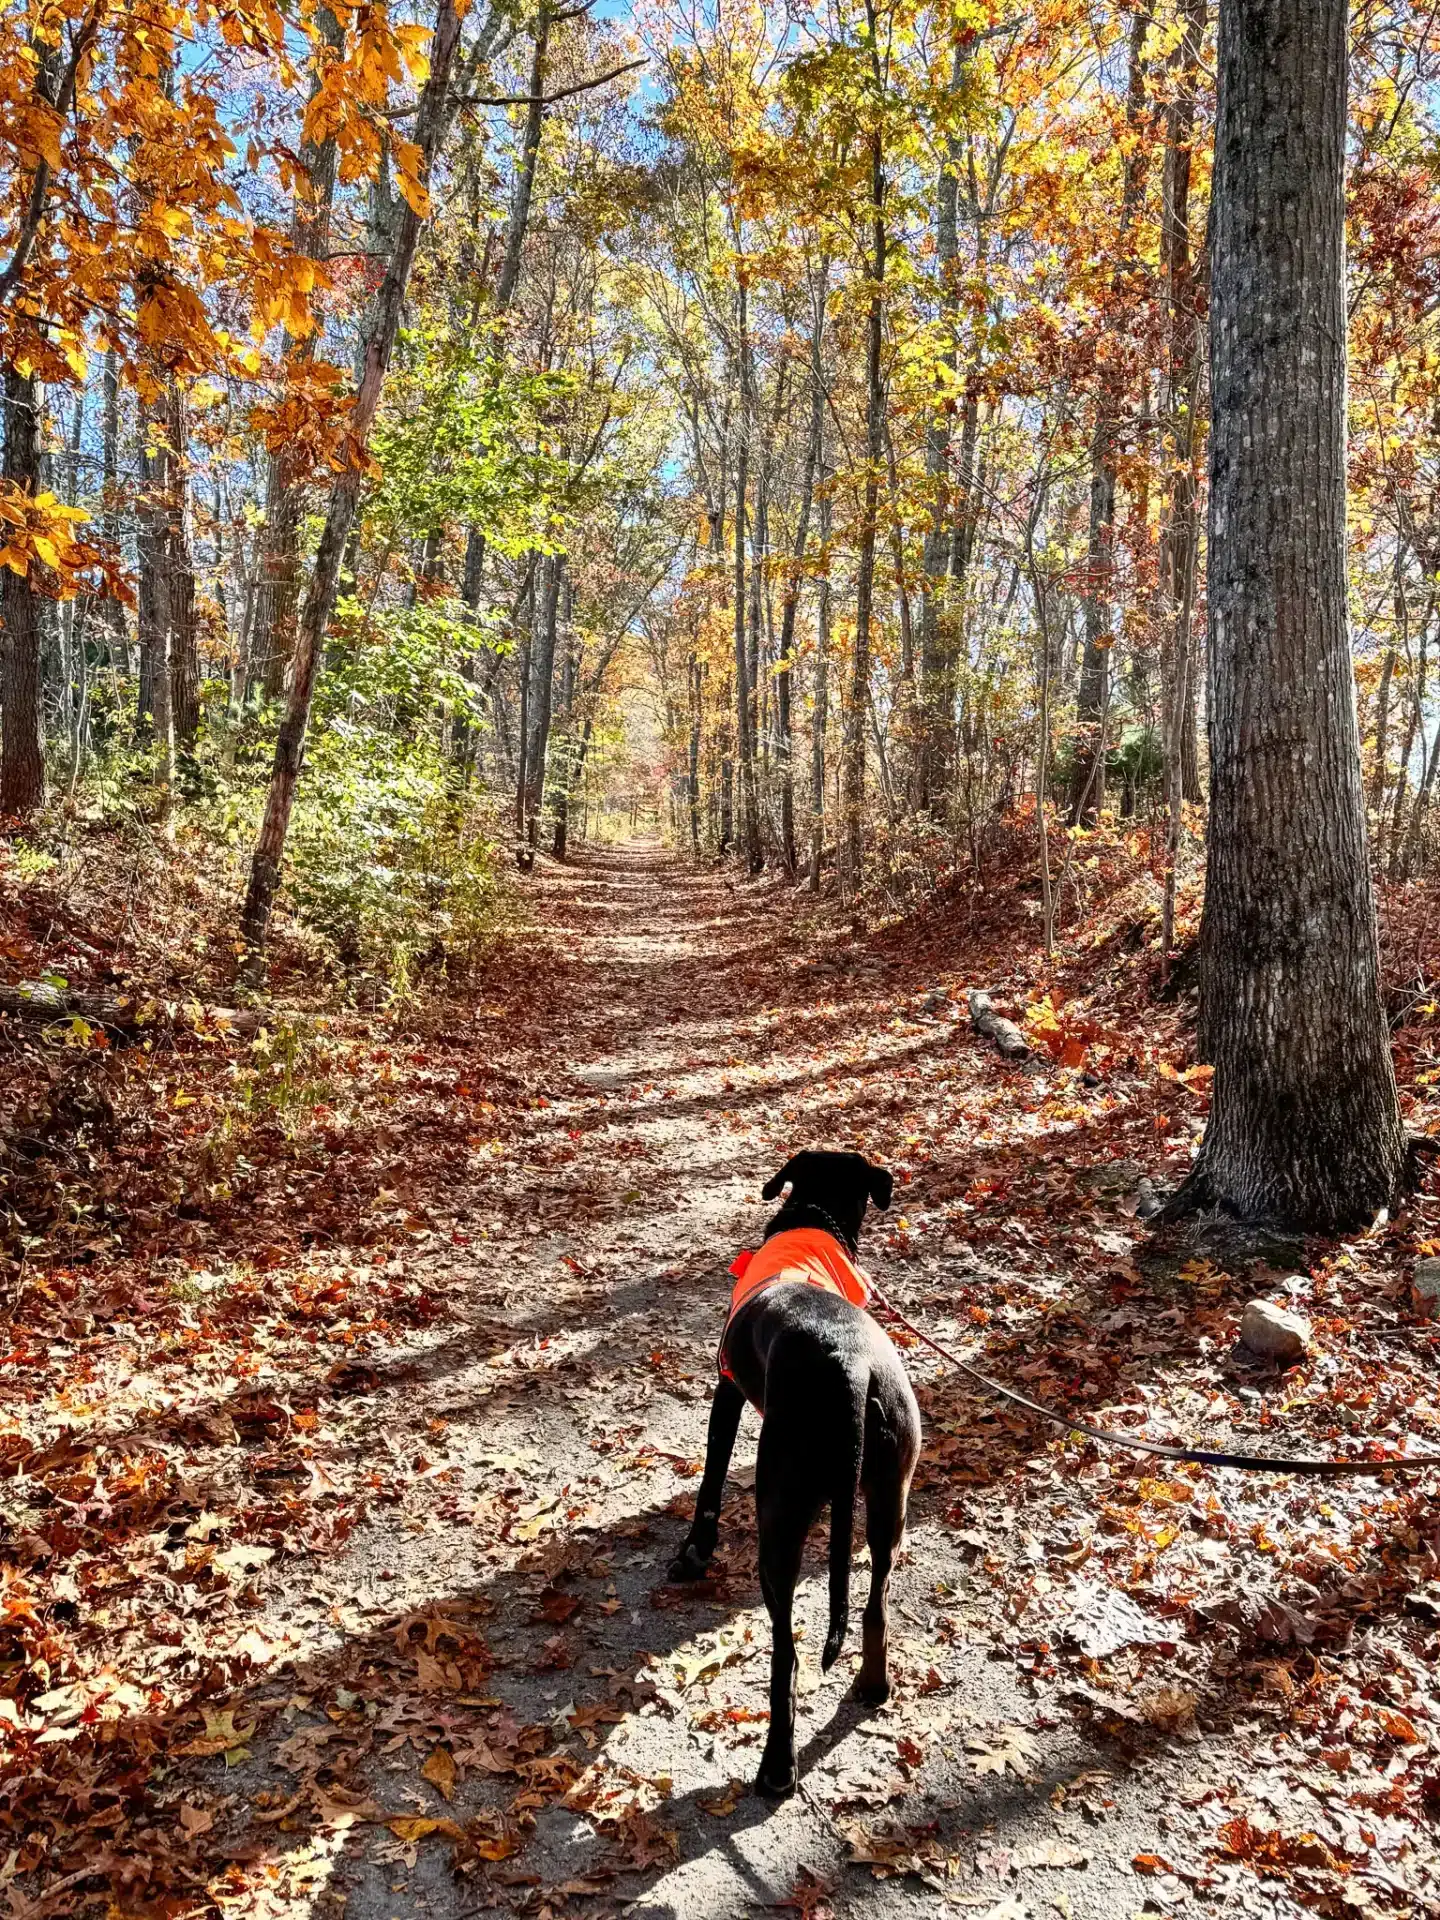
698;1779;746;1816
422;1745;457;1800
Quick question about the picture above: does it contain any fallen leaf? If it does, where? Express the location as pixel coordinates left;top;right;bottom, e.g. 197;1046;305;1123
968;1725;1042;1778
422;1745;457;1800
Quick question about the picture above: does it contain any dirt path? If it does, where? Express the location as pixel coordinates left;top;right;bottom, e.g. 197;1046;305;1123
27;846;1438;1920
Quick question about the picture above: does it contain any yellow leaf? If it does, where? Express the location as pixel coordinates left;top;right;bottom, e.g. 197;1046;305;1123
387;1814;463;1842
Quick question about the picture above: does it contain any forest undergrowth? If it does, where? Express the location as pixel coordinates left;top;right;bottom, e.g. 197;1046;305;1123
4;820;1440;1918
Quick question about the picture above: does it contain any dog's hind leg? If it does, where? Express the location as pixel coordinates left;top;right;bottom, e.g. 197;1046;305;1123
753;1485;807;1801
669;1375;745;1581
854;1462;908;1705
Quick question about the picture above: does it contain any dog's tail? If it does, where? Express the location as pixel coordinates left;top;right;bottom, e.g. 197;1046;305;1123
822;1359;868;1670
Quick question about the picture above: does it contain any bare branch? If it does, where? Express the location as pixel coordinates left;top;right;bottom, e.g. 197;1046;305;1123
455;55;646;109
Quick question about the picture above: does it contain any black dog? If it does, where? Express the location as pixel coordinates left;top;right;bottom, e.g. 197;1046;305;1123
669;1150;922;1799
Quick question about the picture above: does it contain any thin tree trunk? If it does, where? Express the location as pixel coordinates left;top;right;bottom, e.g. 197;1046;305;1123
688;654;702;855
251;7;343;700
733;275;762;874
1179;0;1404;1229
495;2;551;315
1372;645;1395;816
166;382;199;746
1;368;44;813
777;396;819;876
136;391;172;797
1159;0;1206;966
1070;4;1153;826
238;0;464;983
841;110;886;901
98;347;127;668
810;465;832;891
525;553;561;841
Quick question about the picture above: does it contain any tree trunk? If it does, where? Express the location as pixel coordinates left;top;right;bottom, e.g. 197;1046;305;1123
733;276;762;874
1159;0;1205;963
252;7;343;700
1069;4;1153;826
166;382;199;746
841;114;885;900
1;368;44;814
524;553;561;841
687;653;702;855
136;391;173;799
1181;0;1405;1230
777;394;818;875
98;346;127;667
810;469;832;891
238;0;464;984
1372;644;1395;818
495;2;550;315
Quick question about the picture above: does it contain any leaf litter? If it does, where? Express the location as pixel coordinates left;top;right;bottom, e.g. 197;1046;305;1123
3;841;1440;1914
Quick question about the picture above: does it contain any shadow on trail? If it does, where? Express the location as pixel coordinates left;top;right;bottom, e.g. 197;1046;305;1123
14;1462;1139;1918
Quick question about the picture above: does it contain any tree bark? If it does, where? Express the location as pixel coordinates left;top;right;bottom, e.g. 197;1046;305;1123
733;275;762;874
494;2;551;315
1069;4;1153;826
777;391;818;875
810;460;832;891
1;369;44;814
238;0;465;985
841;113;885;901
1159;0;1205;964
98;347;127;666
252;6;343;701
1180;0;1405;1230
524;553;561;841
166;382;199;746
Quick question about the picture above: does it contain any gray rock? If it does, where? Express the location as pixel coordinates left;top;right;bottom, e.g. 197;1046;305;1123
1240;1298;1312;1363
1412;1257;1440;1320
1133;1176;1164;1221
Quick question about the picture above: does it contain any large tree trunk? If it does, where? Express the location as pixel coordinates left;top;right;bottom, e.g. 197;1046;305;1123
1179;0;1405;1230
238;0;464;984
1;369;44;814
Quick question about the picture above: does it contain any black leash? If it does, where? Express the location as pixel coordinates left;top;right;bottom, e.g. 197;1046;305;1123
869;1282;1440;1479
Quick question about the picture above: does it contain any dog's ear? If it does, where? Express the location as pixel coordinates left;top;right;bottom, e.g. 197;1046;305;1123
866;1163;894;1210
762;1155;801;1201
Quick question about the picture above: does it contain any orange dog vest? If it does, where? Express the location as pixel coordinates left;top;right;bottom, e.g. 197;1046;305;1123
719;1227;872;1383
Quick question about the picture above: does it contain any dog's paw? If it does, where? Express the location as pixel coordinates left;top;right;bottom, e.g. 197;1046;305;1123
666;1542;712;1583
853;1673;891;1707
754;1760;797;1801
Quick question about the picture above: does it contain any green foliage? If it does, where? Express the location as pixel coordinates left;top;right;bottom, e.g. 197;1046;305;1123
371;328;584;558
283;725;503;992
228;1018;335;1139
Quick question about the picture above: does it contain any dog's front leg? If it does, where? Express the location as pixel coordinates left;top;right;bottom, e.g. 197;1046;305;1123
668;1375;745;1580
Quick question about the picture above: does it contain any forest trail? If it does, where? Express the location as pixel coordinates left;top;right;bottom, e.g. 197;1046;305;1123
163;848;1271;1917
17;845;1440;1920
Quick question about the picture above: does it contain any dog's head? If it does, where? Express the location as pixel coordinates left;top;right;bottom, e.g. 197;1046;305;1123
760;1149;893;1252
